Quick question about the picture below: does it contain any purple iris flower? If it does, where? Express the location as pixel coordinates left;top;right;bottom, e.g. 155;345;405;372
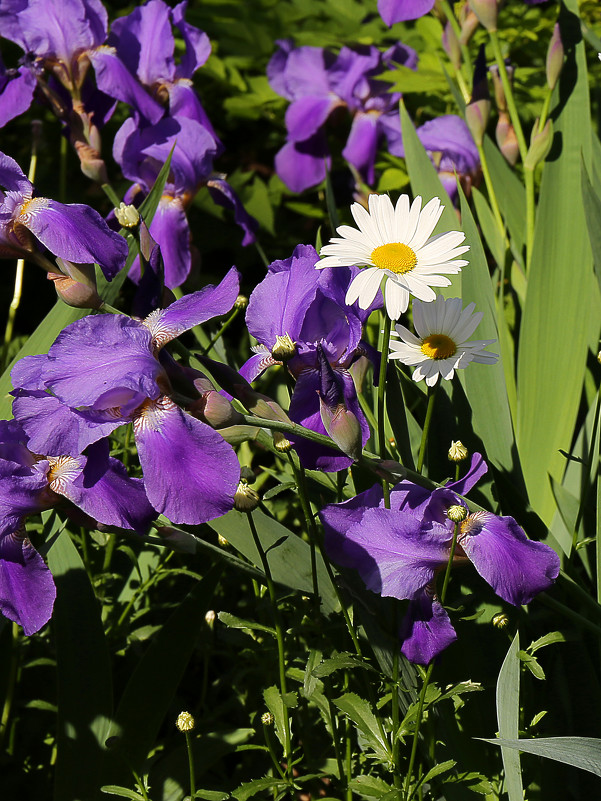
320;455;560;664
268;41;417;192
11;268;242;524
378;0;436;25
113;115;257;288
0;150;127;278
413;115;480;202
90;0;215;133
0;0;113;125
240;244;377;471
0;420;155;634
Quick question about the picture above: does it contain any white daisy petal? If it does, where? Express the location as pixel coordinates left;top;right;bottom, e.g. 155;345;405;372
345;267;383;309
317;191;468;310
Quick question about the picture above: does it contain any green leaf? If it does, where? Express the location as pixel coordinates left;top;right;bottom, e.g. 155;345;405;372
218;611;275;636
421;759;456;784
516;1;600;526
333;692;391;763
262;482;296;500
100;568;222;785
458;185;524;490
518;651;545;680
527;631;566;654
479;737;601;777
100;786;147;801
193;791;230;801
311;652;375;678
581;159;601;294
209;509;338;613
232;777;291;801
348;775;395;799
495;632;523;801
263;685;297;748
47;530;113;801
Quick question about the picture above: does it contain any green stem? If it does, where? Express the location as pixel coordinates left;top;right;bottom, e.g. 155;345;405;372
391;604;401;789
538;87;553;132
184;731;196;798
0;623;20;754
488;31;528;163
416;385;438;475
403;662;435;801
537;592;601;639
101;182;122;208
247;511;293;778
439;0;474;84
200;306;242;356
476;142;506;242
378;312;392;507
288;453;320;615
403;522;460;799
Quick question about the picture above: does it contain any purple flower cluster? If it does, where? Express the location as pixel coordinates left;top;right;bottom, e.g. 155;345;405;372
268;40;417;193
0;0;257;288
321;455;560;664
240;244;378;471
2;269;243;634
268;39;479;201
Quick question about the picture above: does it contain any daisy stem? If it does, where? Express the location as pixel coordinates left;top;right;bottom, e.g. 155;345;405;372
246;510;293;780
288;452;320;616
416;385;439;475
378;312;392;507
403;522;459;800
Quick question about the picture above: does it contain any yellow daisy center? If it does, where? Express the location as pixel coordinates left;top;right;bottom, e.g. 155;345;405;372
371;242;417;274
420;334;457;360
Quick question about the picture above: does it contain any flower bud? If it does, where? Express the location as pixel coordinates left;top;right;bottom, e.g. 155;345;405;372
74;140;108;185
234;294;249;310
261;712;275;726
48;259;102;310
442;21;461;71
459;8;480;46
448;440;468;462
273;432;293;452
492;612;510;629
319;398;362;461
496;113;519;165
465;100;490;147
447;504;468;523
546;23;564;92
489;64;511;113
234;481;260;512
205;609;216;626
190;377;244;428
271;333;297;361
114;202;140;228
524;118;553;171
176;712;195;732
154;525;198;554
468;0;498;32
217;534;229;547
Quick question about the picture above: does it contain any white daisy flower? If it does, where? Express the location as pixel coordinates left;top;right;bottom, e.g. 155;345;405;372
315;193;469;320
389;296;498;386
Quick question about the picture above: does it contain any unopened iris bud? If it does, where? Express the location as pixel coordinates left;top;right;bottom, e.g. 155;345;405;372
492;612;510;629
466;46;491;147
442;21;461;71
468;0;498;32
489;64;510;113
74;140;108;185
496;113;519;165
190;377;244;428
48;259;102;310
115;202;140;228
271;333;297;361
448;440;469;462
459;7;480;46
234;481;260;512
447;505;468;523
524;119;553;171
546;23;564;92
261;712;274;726
205;609;216;626
154;525;198;554
176;711;195;732
319;398;362;461
234;294;248;310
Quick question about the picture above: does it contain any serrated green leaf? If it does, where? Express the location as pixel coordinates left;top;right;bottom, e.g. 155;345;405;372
333;692;391;763
193;791;230;801
263;685;297;748
348;775;395;799
218;611;275;636
311;652;375;678
232;777;291;801
303;648;323;698
496;632;523;801
100;786;147;801
527;631;566;654
518;651;545;680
